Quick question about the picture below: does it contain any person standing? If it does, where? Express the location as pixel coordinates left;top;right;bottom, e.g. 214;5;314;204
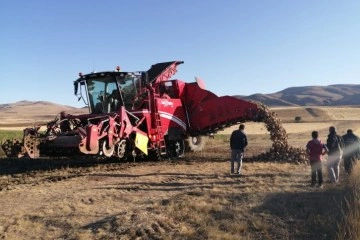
230;124;248;175
326;126;345;183
342;129;360;175
306;131;328;188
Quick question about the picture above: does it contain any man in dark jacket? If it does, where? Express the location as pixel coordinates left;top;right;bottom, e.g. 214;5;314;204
342;129;360;175
230;124;248;175
326;126;344;183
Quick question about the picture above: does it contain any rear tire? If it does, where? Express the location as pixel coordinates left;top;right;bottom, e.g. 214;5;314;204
174;139;185;158
166;139;185;158
148;148;161;161
186;136;207;152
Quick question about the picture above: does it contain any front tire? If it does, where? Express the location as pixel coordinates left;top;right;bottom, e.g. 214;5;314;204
102;140;114;157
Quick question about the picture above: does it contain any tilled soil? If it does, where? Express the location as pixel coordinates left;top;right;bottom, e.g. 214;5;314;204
0;155;348;240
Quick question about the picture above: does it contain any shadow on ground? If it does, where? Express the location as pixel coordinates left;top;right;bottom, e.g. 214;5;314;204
252;186;350;240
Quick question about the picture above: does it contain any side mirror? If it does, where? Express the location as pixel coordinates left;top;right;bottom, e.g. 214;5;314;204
74;82;78;95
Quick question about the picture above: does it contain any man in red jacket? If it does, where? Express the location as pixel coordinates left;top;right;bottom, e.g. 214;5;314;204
306;131;329;188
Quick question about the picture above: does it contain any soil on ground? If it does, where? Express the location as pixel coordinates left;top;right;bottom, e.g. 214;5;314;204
0;153;350;240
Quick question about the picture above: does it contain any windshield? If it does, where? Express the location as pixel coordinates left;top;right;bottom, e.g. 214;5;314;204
116;74;140;110
83;73;141;113
87;77;117;113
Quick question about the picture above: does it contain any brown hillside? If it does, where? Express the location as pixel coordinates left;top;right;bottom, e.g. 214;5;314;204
239;84;360;106
0;101;88;127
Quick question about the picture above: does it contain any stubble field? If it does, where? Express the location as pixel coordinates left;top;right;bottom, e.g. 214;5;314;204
0;106;360;239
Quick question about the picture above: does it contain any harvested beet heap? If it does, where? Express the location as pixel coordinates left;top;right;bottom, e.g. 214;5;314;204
248;102;308;164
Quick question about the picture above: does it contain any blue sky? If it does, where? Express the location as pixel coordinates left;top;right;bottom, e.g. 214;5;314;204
1;0;359;108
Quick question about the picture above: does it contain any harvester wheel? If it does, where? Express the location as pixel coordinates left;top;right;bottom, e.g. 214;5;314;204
115;140;127;159
148;148;161;161
174;139;185;158
186;136;207;152
102;141;114;157
1;138;20;157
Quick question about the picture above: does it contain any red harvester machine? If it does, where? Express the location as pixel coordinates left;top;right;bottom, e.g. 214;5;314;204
2;61;263;160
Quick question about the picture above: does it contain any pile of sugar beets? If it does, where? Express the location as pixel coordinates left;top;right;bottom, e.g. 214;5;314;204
247;102;308;164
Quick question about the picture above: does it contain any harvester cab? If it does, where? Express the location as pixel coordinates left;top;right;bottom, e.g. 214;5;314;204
74;71;143;114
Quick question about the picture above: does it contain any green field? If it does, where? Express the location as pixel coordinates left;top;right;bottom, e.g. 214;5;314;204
0;130;23;139
0;130;23;157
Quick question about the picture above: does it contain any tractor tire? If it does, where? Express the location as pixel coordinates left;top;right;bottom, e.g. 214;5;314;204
166;139;185;158
102;140;115;158
186;136;207;152
148;148;161;161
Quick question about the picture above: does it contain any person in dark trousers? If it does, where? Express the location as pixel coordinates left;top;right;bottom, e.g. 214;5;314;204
326;126;344;183
230;124;248;175
342;129;360;175
306;131;328;188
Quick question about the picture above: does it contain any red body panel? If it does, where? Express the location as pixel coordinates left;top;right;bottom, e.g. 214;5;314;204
131;97;187;143
187;96;259;131
177;80;261;133
156;98;187;131
86;125;98;151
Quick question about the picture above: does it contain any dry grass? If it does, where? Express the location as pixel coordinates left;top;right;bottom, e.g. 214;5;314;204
336;163;360;240
270;106;360;122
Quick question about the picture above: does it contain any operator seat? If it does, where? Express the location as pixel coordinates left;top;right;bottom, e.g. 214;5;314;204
109;89;121;111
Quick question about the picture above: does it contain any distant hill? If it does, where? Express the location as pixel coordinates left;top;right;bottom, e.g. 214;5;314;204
237;84;360;106
0;100;87;115
0;100;88;127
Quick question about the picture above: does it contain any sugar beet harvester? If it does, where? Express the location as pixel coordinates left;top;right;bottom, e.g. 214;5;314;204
2;61;263;160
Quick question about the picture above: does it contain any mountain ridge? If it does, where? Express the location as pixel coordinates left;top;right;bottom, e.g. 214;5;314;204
237;84;360;106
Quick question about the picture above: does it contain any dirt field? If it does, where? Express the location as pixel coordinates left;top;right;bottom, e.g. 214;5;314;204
0;156;350;240
1;107;360;239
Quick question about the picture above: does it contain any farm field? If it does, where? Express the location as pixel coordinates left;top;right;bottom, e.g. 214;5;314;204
0;106;360;239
